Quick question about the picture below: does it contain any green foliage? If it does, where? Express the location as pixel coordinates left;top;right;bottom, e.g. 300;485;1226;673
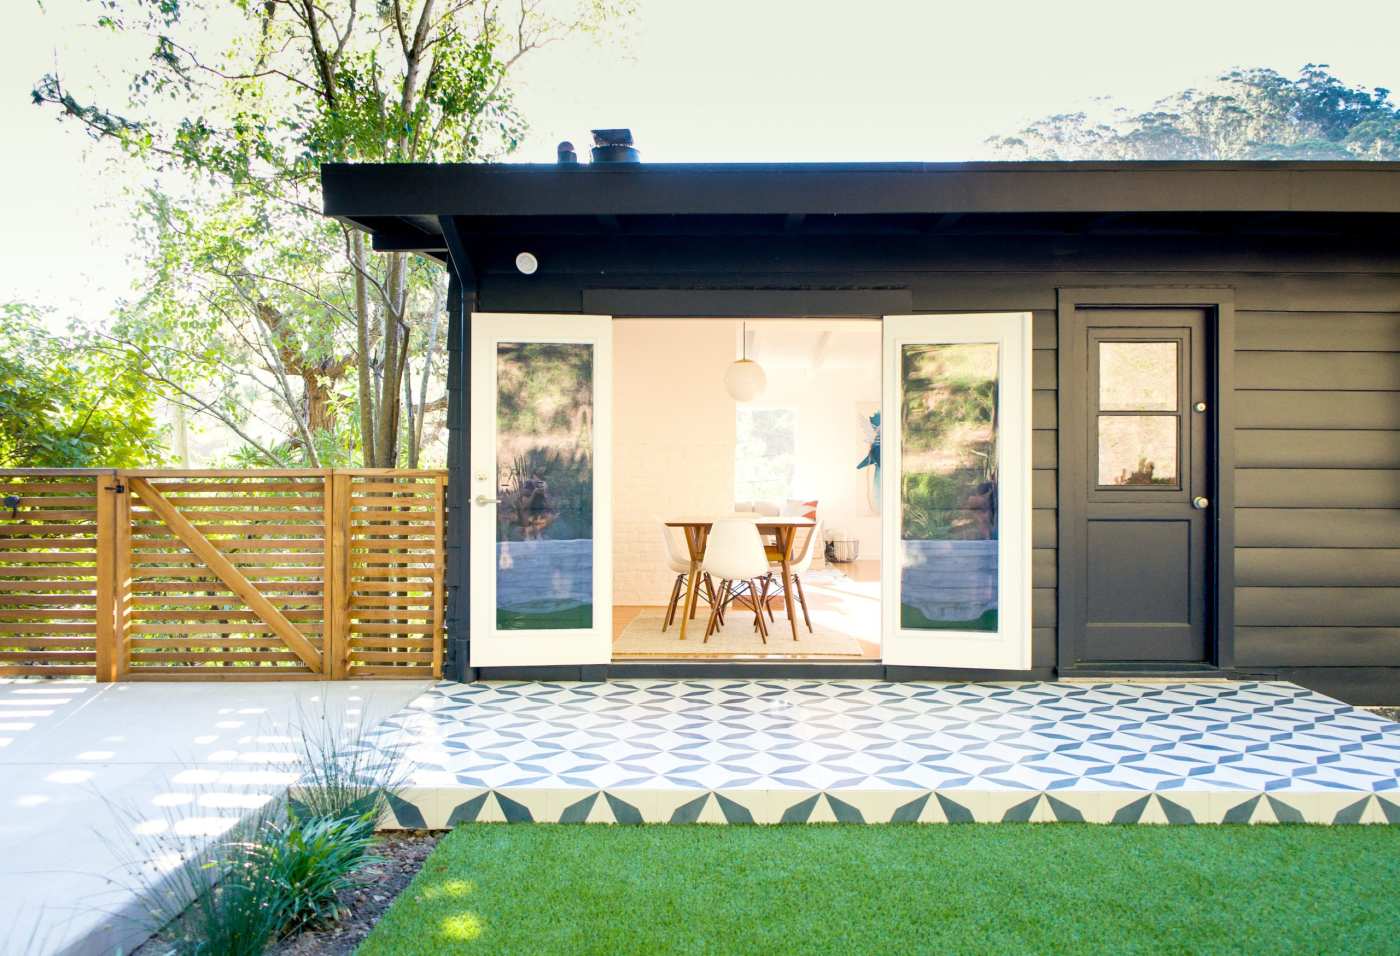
900;344;997;541
34;0;632;467
119;702;405;952
285;703;408;824
0;304;166;467
989;64;1400;160
363;823;1400;955
254;813;378;933
169;835;288;956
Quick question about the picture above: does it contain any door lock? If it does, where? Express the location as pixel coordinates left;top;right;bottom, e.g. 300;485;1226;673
474;495;501;506
1193;401;1207;413
1192;496;1210;510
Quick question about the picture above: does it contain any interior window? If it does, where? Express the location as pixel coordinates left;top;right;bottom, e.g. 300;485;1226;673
735;406;798;500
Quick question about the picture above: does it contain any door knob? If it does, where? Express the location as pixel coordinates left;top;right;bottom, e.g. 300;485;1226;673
1192;496;1209;510
474;495;500;506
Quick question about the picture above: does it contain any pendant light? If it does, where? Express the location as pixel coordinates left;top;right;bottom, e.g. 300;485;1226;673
724;321;767;402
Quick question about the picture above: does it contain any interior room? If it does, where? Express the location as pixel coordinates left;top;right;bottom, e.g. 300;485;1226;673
610;318;882;660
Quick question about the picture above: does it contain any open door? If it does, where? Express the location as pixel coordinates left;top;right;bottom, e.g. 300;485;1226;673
469;313;612;667
881;313;1033;670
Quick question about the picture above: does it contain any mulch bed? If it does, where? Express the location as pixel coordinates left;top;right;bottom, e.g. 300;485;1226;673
1365;706;1400;723
269;830;443;956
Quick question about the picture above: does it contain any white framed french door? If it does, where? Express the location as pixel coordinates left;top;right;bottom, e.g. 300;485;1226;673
469;313;613;667
880;313;1034;670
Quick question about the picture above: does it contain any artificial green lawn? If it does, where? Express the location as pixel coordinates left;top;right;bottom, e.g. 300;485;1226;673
360;823;1400;955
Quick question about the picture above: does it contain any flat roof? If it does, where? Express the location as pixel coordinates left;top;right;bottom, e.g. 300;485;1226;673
324;161;1400;222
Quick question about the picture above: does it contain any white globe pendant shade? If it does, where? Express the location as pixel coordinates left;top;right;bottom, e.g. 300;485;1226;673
724;358;767;402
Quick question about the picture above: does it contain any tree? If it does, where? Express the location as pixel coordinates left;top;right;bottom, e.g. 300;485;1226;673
987;65;1400;161
35;0;629;467
0;304;167;467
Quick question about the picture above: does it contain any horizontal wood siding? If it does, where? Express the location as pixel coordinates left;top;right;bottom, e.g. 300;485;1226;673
1234;306;1400;667
475;234;1400;682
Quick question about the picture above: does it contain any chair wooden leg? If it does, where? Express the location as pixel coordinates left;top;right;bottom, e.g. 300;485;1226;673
705;572;725;625
750;580;768;642
760;575;776;621
794;573;813;633
703;579;728;641
662;575;683;631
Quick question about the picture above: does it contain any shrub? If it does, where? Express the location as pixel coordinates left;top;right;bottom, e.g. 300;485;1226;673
256;813;378;933
118;700;408;953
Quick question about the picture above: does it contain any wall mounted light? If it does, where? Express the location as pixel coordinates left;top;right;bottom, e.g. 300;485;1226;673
515;251;539;275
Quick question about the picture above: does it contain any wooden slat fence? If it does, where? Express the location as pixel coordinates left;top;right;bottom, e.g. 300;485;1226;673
0;469;446;681
0;471;109;678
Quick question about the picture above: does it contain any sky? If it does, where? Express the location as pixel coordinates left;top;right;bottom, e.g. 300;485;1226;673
3;0;1400;320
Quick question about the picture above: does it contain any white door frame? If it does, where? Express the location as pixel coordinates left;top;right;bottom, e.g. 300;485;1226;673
468;313;613;668
880;312;1034;670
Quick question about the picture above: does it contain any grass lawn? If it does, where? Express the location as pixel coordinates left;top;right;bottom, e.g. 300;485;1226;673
360;823;1400;955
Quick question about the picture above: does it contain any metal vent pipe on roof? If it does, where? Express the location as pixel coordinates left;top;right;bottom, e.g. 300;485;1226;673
590;128;639;163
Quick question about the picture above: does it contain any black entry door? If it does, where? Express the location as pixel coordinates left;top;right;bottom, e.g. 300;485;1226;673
1066;308;1211;664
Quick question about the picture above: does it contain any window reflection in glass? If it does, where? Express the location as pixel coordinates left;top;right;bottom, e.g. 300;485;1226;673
1098;415;1178;486
899;343;999;632
495;342;594;630
1099;342;1177;411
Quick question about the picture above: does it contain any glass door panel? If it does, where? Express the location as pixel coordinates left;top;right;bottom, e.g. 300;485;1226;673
470;314;612;667
882;314;1033;671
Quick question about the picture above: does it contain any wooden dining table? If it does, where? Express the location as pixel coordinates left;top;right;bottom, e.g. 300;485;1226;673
664;516;816;642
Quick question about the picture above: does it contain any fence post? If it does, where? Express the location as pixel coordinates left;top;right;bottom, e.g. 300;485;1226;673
432;474;447;678
94;473;117;682
114;476;131;679
328;473;352;679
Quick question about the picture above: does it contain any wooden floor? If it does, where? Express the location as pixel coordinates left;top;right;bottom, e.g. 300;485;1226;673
612;560;882;661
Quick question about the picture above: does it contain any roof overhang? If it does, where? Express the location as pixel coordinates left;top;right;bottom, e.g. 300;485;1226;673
320;160;1400;260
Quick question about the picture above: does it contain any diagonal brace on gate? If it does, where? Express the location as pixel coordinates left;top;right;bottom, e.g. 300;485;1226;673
128;477;325;672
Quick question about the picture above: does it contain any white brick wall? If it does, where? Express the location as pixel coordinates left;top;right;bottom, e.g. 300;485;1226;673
612;320;738;605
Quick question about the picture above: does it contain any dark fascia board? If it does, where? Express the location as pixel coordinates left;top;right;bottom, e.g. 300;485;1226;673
322;160;1400;222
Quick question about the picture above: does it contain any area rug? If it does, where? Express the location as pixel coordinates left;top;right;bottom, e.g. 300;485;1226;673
613;609;866;659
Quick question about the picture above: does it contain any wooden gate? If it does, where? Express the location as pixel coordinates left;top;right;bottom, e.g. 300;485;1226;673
0;469;446;681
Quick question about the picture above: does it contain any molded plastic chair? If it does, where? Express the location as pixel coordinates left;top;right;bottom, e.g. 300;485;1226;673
766;520;821;633
660;523;721;631
700;519;772;643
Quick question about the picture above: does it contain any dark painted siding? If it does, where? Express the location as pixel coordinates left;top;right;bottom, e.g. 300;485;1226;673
1233;307;1400;669
473;235;1400;687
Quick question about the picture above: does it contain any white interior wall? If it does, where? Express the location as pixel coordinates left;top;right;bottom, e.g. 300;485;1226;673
612;318;881;607
613;319;738;605
756;346;882;561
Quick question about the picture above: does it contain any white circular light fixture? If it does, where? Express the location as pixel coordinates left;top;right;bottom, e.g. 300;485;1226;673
724;321;767;402
515;251;539;275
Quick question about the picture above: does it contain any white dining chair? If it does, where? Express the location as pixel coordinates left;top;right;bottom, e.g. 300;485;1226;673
700;519;772;643
765;520;821;633
659;523;721;631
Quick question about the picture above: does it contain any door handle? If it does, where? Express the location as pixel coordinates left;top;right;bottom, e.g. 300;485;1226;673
474;495;500;506
1192;496;1209;510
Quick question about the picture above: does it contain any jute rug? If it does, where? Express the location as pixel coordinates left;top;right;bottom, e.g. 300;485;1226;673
613;609;866;659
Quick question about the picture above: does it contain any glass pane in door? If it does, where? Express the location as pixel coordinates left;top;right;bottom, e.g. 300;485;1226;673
899;343;999;632
1099;342;1177;410
1098;416;1178;486
495;342;594;629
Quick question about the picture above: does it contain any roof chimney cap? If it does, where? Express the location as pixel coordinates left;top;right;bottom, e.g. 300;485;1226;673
590;128;639;163
591;128;633;146
556;141;578;164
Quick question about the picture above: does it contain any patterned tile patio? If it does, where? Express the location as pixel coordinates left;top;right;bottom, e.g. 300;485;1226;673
369;679;1400;826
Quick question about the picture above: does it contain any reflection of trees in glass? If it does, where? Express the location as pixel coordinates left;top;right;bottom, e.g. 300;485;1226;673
735;407;798;500
901;344;999;541
496;343;594;542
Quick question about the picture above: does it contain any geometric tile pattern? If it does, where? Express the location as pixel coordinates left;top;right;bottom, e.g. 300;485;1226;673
367;679;1400;827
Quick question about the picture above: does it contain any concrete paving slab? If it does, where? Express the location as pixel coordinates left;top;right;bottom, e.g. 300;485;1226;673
0;678;430;956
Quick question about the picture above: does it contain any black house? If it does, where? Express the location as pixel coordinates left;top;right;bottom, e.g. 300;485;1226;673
322;159;1400;703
